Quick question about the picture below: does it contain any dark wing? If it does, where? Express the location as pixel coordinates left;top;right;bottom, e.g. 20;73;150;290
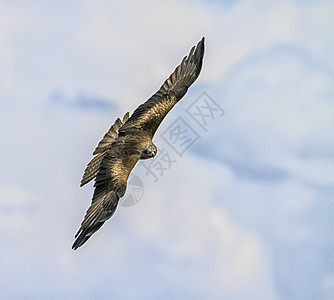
80;112;130;187
119;37;205;137
72;137;141;250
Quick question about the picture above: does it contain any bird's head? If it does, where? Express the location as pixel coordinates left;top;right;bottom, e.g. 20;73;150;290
140;142;157;159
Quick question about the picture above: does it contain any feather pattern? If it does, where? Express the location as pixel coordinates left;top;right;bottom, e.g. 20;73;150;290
73;38;205;250
80;112;129;187
120;37;205;137
73;135;144;250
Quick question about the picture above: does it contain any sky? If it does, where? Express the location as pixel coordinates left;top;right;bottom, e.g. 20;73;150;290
0;0;333;299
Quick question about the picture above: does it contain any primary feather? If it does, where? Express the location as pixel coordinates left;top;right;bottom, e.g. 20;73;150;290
120;37;205;137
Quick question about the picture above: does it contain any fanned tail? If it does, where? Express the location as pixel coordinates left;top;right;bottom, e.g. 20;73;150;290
80;112;129;187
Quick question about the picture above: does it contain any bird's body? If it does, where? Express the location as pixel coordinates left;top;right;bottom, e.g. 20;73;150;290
72;37;205;249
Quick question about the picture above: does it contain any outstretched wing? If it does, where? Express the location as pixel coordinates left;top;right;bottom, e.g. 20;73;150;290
119;37;205;137
80;112;130;187
72;137;141;250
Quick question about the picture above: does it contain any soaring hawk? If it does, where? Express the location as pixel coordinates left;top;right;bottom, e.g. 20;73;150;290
73;37;205;249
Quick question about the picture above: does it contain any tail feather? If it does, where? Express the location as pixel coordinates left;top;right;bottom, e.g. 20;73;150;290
80;112;130;187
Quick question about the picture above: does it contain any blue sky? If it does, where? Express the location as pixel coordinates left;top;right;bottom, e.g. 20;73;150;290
0;0;333;299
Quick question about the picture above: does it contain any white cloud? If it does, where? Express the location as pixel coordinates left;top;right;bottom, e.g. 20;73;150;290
119;155;276;298
0;0;333;299
202;44;334;187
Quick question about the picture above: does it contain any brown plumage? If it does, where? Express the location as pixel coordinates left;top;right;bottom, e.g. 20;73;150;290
72;37;205;250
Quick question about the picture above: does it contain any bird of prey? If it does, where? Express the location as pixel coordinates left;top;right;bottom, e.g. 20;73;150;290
72;37;205;250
